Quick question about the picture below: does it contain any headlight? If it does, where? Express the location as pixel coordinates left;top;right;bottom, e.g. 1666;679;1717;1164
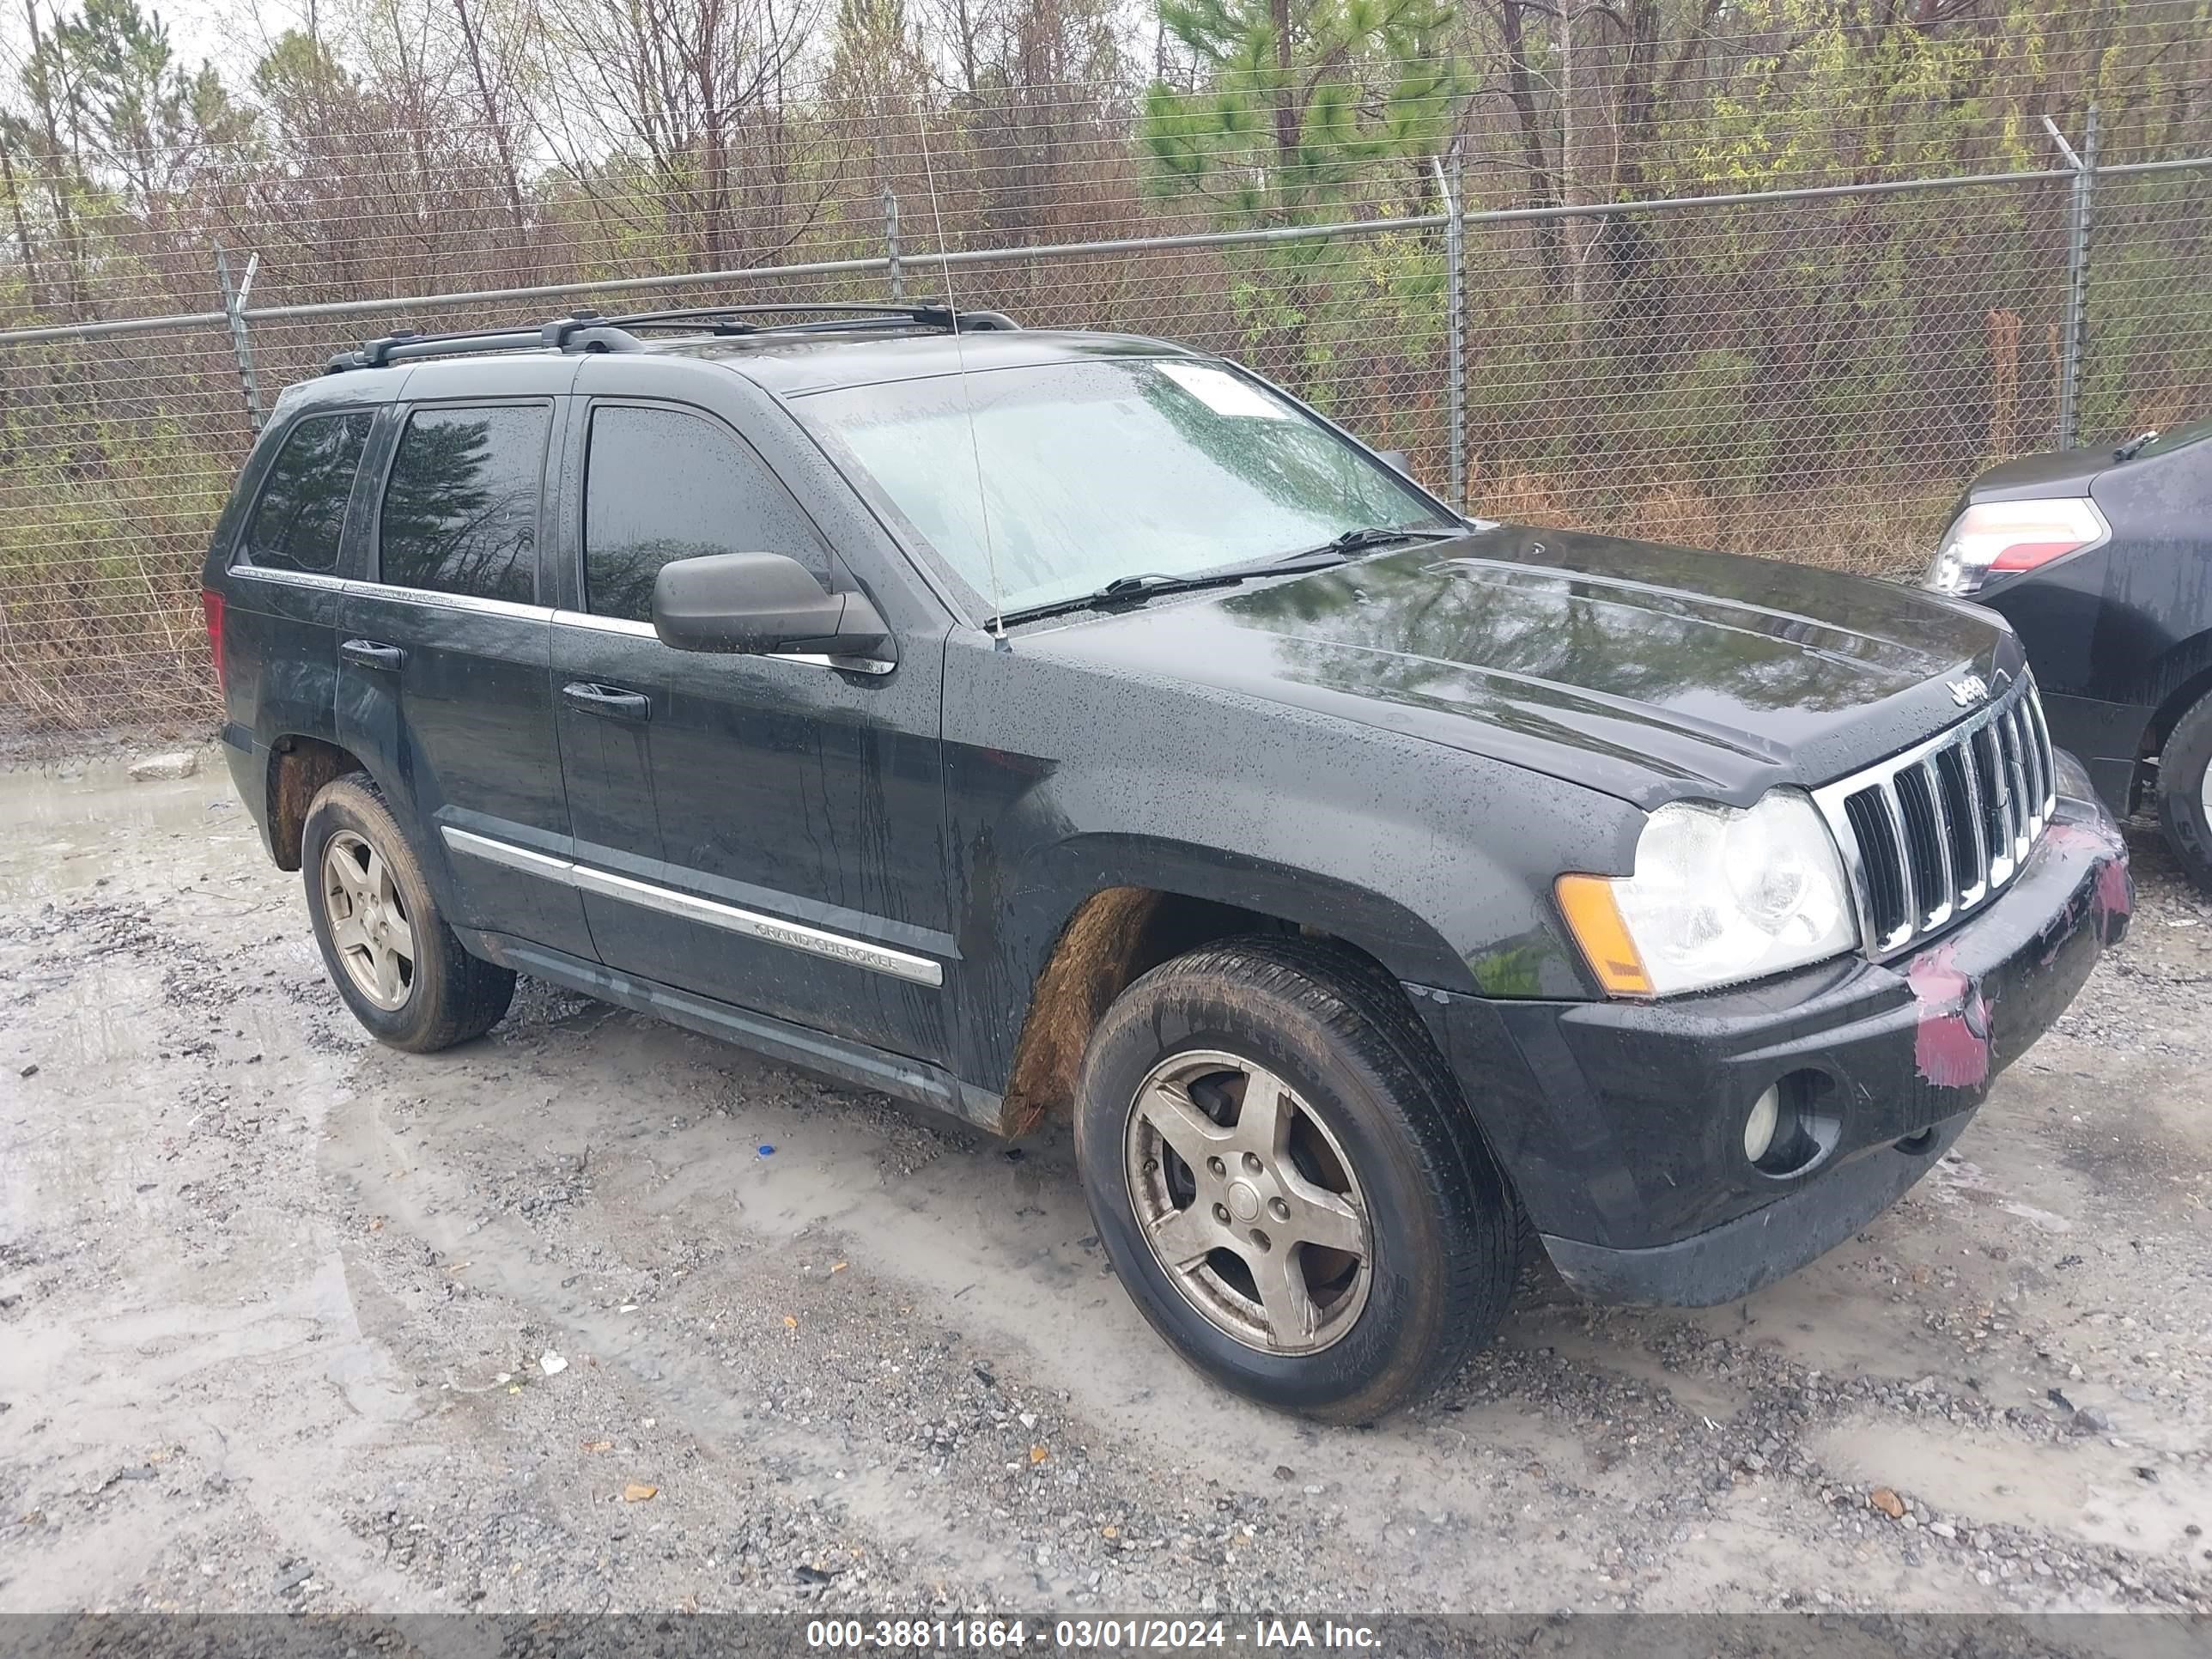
1923;497;2109;596
1557;791;1857;997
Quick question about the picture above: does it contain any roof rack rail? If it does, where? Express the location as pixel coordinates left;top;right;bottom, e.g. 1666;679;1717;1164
605;301;1021;335
325;310;638;373
324;300;1019;374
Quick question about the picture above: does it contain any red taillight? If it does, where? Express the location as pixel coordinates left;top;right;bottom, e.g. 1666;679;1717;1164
1989;539;2090;573
202;589;227;692
1924;497;2108;595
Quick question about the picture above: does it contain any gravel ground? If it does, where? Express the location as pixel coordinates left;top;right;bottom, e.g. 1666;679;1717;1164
0;753;2207;1618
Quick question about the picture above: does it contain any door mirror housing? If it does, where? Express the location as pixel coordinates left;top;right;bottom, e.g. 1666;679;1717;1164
1376;449;1413;477
652;552;893;665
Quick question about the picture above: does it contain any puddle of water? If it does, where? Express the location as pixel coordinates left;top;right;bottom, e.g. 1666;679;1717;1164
0;753;240;902
1810;1413;2211;1555
0;750;230;833
1929;1156;2075;1233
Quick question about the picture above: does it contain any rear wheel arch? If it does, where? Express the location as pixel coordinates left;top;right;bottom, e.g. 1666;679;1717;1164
266;735;370;871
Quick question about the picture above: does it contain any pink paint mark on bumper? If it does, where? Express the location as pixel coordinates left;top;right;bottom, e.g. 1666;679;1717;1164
2094;854;2134;923
1907;940;1993;1090
2042;819;2134;931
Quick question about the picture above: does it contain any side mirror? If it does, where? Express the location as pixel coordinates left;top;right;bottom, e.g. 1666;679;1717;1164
652;552;893;665
1377;449;1413;477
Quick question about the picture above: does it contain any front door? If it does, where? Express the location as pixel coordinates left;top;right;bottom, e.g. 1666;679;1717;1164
337;393;593;959
550;394;953;1062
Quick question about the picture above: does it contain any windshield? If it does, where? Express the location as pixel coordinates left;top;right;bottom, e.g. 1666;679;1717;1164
795;357;1453;617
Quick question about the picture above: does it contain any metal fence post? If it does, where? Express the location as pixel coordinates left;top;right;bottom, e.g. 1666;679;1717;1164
2047;106;2098;450
213;241;264;433
1433;152;1468;512
884;186;903;302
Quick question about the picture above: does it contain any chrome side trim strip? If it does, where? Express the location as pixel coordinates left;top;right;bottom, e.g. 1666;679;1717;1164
550;609;895;673
774;651;897;676
382;588;554;622
568;862;941;984
552;610;658;638
439;825;942;988
230;566;555;621
227;564;351;591
443;826;574;881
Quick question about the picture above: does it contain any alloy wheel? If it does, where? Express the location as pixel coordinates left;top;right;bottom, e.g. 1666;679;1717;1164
1122;1049;1372;1355
321;829;416;1011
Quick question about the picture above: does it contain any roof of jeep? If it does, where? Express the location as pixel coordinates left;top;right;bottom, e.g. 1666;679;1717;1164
293;325;1204;410
655;327;1205;396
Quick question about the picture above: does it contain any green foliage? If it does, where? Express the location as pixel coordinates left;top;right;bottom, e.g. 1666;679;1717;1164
37;0;243;199
1142;0;1460;225
1139;0;1461;398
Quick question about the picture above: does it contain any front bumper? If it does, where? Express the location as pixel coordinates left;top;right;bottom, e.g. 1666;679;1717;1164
1416;771;2130;1308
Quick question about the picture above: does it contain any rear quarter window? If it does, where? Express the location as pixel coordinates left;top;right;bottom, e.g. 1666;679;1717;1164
377;404;549;604
237;411;374;575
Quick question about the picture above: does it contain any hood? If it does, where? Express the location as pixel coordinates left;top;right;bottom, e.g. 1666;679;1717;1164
1023;524;2022;808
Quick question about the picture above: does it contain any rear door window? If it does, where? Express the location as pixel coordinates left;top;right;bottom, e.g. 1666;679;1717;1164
378;404;550;604
240;411;373;574
582;404;831;623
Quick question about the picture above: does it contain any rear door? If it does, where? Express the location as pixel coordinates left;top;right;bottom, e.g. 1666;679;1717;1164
337;378;595;959
549;369;954;1063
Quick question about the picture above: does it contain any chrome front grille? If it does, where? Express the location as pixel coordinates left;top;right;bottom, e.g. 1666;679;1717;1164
1811;676;2057;957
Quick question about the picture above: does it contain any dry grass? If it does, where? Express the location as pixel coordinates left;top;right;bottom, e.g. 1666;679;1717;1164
1476;467;1955;580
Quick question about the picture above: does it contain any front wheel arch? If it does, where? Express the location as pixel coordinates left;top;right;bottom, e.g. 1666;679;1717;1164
995;881;1417;1137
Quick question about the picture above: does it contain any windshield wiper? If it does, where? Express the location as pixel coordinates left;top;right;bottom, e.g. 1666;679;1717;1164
994;525;1462;629
998;551;1350;626
1290;523;1462;561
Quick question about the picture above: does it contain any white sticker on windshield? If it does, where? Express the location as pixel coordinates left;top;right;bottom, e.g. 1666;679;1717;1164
1156;361;1292;421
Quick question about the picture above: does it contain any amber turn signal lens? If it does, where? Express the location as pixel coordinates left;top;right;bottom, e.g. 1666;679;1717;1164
1555;874;1655;997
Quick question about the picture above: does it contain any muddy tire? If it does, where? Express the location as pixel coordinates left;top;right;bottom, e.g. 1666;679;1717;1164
1073;935;1516;1423
2157;690;2212;893
302;773;514;1051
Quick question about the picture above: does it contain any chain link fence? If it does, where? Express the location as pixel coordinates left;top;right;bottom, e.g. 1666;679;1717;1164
3;139;2209;737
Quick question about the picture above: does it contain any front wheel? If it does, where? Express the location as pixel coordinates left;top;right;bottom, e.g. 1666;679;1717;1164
2157;689;2212;893
1073;936;1516;1422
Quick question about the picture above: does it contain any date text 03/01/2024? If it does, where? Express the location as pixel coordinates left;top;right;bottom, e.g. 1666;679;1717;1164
803;1618;1383;1650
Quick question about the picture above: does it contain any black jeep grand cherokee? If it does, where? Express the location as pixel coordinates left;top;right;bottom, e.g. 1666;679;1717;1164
204;303;2130;1421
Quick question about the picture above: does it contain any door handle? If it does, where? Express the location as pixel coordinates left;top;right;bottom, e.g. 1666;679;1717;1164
341;638;405;670
562;681;651;722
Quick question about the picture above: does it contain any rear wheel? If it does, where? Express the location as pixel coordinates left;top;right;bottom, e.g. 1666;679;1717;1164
2156;689;2212;892
1073;936;1516;1422
302;774;515;1051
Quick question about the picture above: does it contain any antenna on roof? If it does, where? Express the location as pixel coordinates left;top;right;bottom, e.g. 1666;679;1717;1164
915;106;1007;644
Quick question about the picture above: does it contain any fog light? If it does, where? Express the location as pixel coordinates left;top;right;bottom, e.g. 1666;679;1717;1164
1743;1085;1781;1164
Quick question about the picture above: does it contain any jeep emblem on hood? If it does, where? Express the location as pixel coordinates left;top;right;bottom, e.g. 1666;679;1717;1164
1949;674;1990;707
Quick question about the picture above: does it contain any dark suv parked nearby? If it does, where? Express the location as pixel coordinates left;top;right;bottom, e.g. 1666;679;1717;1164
205;303;2131;1421
1923;418;2212;888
